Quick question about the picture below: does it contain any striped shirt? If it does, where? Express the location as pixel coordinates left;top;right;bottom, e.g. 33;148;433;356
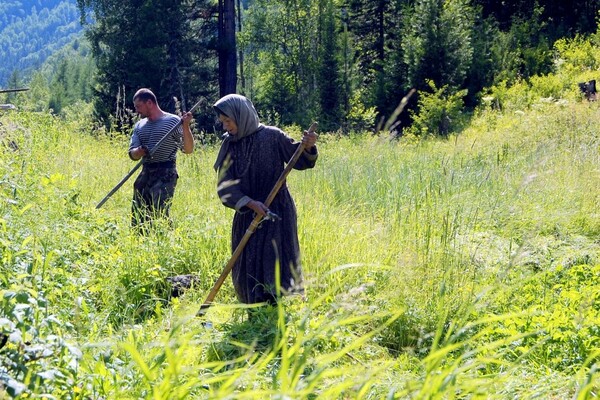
129;113;183;163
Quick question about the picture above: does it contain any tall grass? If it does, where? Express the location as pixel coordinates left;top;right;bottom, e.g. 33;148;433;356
0;95;598;398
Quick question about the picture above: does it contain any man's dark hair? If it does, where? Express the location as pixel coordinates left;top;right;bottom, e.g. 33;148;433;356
133;88;158;104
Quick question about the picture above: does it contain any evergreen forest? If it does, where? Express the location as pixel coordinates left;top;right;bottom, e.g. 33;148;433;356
0;0;83;88
2;0;600;135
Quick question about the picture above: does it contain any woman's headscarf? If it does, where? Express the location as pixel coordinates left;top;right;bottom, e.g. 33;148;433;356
213;94;263;171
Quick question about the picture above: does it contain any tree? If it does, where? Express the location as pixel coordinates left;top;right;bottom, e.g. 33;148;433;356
344;0;395;115
474;0;600;38
0;1;83;87
241;0;319;125
218;0;237;96
382;0;413;130
48;60;68;114
317;0;342;131
5;70;21;104
77;0;218;131
26;72;52;112
403;0;475;92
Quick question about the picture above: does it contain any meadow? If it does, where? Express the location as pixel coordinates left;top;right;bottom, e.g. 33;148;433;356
0;92;599;398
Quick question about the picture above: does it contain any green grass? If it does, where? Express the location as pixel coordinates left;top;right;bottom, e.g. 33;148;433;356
0;97;599;399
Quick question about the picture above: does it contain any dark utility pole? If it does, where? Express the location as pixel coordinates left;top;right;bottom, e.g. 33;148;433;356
218;0;237;96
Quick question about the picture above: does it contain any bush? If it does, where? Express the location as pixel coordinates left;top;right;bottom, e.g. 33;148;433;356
406;80;467;137
345;88;377;134
486;263;600;371
1;282;83;398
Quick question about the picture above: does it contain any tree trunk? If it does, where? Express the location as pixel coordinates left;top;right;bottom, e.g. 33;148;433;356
218;0;237;96
237;0;245;93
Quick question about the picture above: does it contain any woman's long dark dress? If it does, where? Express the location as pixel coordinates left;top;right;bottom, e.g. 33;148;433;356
217;126;318;304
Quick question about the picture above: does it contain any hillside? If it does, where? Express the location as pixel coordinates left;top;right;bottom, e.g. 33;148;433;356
0;0;83;87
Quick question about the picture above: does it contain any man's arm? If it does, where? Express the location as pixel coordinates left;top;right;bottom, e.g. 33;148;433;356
181;111;194;153
129;146;148;160
128;124;148;160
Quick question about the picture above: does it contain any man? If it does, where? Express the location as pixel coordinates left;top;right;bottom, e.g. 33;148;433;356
128;88;194;230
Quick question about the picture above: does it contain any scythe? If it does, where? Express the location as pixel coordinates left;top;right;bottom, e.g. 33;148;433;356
197;122;318;317
95;99;202;209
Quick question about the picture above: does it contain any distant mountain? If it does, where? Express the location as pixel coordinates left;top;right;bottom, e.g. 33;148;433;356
0;0;83;87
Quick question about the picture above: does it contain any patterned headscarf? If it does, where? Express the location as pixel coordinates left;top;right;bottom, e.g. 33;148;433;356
213;94;263;171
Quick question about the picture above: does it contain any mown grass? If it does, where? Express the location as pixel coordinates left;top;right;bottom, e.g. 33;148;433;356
0;95;598;398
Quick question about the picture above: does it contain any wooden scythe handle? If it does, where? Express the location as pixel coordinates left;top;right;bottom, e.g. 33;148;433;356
197;122;318;316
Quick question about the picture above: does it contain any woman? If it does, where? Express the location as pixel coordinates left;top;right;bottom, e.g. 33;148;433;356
213;94;318;305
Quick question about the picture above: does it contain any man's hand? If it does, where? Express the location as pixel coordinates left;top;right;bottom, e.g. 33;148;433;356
129;145;149;160
182;111;193;127
181;112;195;154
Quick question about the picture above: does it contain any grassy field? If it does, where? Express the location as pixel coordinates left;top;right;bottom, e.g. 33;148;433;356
0;95;599;398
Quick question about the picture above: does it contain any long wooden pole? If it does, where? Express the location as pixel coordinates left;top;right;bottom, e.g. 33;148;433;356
0;88;29;94
197;122;318;316
95;100;202;209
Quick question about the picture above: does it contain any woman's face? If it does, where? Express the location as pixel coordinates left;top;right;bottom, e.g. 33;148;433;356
219;114;238;135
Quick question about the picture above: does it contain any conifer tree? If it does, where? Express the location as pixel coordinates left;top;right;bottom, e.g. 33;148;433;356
317;0;342;131
77;0;217;131
403;0;474;92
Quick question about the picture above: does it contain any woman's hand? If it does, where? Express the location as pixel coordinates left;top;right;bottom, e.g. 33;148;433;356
302;129;318;149
247;200;269;217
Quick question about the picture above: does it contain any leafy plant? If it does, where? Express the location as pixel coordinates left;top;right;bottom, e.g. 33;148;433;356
406;80;468;137
0;282;83;398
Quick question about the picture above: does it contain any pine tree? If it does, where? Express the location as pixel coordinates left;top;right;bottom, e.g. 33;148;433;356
5;70;21;104
403;0;474;92
317;0;342;131
77;0;218;131
344;0;395;115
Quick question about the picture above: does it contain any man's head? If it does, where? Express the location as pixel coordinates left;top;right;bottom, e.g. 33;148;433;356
133;88;158;118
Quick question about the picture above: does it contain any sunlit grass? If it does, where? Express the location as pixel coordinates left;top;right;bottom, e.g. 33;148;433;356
1;98;599;398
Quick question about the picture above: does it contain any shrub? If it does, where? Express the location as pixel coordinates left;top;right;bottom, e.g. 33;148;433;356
1;282;83;398
406;80;467;137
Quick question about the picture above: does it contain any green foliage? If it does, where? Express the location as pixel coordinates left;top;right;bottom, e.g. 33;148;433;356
0;281;83;398
482;28;600;113
490;8;554;85
406;80;468;137
0;36;96;116
316;0;342;132
403;0;475;91
0;0;83;87
5;0;600;138
487;263;600;371
345;88;378;133
77;0;218;132
342;0;395;120
25;73;52;113
3;15;600;397
0;99;598;396
0;116;85;396
241;0;319;127
301;98;599;393
554;34;600;79
483;78;533;111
